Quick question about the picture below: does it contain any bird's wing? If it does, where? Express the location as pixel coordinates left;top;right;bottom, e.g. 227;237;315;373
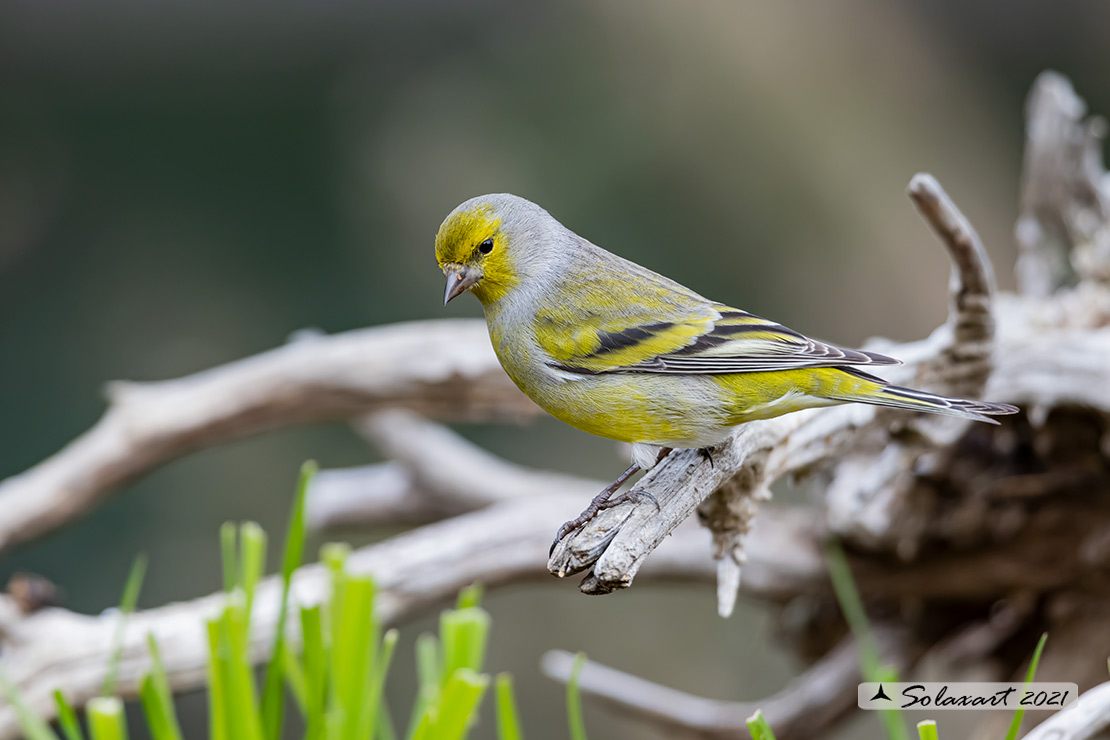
541;298;899;376
533;271;721;374
632;306;901;374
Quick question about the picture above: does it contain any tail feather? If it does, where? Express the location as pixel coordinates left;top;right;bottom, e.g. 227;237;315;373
859;383;1019;424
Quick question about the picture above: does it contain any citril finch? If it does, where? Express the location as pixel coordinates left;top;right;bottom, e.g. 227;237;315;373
435;194;1017;541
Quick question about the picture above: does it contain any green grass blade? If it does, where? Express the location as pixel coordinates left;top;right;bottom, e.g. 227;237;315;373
145;634;183;739
566;652;588;740
408;714;431;740
377;703;398;740
221;522;239;594
322;541;351;723
1004;633;1048;740
101;553;148;697
140;673;183;740
54;691;85;740
283;644;308;715
427;668;489;740
261;460;316;740
87;697;129;740
220;605;264;740
417;633;441;696
495;673;524;740
0;664;59;740
281;464;314;586
407;634;441;740
825;541;908;740
825;542;884;679
357;628;399;740
876;665;907;740
455;584;484;611
334;575;379;740
139;674;168;739
916;719;939;740
745;709;777;740
205;619;230;740
300;605;328;740
440;607;490;684
239;521;267;621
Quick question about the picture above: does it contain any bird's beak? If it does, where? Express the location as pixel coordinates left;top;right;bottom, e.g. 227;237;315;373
443;264;480;305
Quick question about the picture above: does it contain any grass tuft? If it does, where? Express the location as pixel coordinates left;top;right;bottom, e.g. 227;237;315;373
0;461;550;740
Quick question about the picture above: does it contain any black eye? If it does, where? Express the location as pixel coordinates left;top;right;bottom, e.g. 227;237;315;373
478;239;494;254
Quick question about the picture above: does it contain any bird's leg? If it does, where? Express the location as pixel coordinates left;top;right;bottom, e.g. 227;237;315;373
551;447;672;552
700;447;715;467
551;463;639;548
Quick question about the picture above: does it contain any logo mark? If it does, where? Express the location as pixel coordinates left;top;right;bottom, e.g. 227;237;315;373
870;684;892;702
858;682;1079;711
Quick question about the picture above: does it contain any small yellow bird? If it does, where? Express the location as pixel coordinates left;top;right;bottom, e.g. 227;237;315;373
435;193;1018;539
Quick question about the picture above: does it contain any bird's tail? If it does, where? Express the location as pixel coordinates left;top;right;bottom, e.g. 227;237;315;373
837;375;1019;424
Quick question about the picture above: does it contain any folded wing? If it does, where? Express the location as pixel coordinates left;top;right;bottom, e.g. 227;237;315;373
547;304;899;376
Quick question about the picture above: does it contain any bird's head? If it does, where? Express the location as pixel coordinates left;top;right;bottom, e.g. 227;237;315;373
435;193;555;306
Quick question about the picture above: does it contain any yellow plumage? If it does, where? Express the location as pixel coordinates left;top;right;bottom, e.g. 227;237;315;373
435;193;1018;455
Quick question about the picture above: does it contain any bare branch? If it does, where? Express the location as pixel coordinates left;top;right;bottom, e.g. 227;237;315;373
308;463;450;529
696;467;771;618
315;403;1110;606
1016;71;1110;295
314;411;833;605
542;626;913;740
547;407;856;591
909;173;996;310
354;409;601;508
908;172;996;399
308;409;604;530
0;320;540;556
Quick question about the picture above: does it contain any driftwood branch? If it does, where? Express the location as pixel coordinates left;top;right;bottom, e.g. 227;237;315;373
908;172;996;398
308;409;601;529
311;411;829;601
542;626;913;740
0;321;540;556
1016;71;1110;295
308;462;451;529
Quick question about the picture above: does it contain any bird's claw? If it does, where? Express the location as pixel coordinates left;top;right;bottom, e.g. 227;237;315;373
549;487;661;554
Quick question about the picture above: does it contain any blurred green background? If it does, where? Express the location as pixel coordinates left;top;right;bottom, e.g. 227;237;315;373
2;1;1108;738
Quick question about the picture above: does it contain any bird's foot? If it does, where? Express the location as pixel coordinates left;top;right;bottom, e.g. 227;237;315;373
607;487;660;512
700;447;715;467
551;462;641;553
550;452;672;553
550;487;661;553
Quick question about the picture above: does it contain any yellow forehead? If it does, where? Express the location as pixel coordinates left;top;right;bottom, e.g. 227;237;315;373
435;204;501;266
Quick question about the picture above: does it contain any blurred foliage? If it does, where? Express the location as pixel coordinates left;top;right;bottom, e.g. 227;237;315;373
4;463;560;740
2;2;1110;738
